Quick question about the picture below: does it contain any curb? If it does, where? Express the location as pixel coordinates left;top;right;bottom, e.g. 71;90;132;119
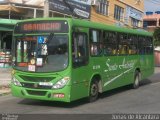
0;91;11;96
0;88;11;96
0;84;11;96
0;84;10;88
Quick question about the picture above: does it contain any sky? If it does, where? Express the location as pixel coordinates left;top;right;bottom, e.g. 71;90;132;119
144;0;160;13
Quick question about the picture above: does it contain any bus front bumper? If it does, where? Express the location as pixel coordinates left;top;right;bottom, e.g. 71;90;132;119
11;84;71;102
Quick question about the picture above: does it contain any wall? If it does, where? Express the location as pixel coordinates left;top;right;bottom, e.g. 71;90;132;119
90;0;144;28
122;0;144;12
155;51;160;67
143;14;160;32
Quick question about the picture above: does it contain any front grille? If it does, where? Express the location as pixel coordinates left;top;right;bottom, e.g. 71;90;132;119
19;75;55;82
21;82;52;89
26;90;47;96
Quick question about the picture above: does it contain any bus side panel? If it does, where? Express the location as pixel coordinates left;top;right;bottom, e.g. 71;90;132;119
123;55;140;85
70;65;92;101
85;56;121;94
70;82;89;101
90;57;109;92
102;56;125;92
103;56;135;92
140;55;154;80
70;57;106;101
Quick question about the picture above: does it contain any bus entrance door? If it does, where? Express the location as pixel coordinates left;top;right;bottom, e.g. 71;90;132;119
71;32;89;101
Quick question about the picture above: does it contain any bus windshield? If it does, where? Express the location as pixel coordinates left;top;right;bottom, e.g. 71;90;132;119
13;34;68;72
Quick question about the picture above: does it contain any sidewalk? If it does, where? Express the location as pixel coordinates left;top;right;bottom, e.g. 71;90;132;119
0;68;11;96
155;67;160;74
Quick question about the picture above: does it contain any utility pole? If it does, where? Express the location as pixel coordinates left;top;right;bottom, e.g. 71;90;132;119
44;0;49;17
33;8;37;18
9;3;11;19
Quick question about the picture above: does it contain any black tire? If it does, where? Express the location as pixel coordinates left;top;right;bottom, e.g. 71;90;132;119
88;80;99;102
133;71;140;89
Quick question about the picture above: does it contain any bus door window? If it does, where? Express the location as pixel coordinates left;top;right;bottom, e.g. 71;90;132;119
72;33;88;67
78;35;85;57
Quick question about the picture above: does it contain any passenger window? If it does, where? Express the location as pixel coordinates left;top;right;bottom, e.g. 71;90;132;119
90;29;103;56
103;31;117;56
138;36;145;55
128;35;138;55
145;37;153;54
118;33;129;55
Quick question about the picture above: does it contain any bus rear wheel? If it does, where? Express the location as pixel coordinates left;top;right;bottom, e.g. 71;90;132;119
88;80;99;102
133;71;140;89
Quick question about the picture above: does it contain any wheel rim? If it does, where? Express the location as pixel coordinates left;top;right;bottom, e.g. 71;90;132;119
91;84;98;97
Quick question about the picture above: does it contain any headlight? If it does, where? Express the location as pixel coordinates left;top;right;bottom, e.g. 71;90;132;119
12;77;22;87
52;77;70;89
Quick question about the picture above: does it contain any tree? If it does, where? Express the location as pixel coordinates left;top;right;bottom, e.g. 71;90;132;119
153;27;160;46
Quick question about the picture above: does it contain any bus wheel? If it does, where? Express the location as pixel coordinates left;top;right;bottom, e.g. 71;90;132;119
88;80;99;102
133;71;140;89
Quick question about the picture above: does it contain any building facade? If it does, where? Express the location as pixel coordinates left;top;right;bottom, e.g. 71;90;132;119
143;11;160;67
0;0;145;26
91;0;144;28
143;11;160;32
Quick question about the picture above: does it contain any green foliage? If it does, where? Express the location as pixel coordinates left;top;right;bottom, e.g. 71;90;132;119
153;27;160;46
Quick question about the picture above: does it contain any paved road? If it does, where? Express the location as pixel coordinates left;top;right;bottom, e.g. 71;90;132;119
0;73;160;114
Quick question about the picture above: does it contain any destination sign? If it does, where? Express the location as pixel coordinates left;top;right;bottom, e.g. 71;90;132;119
14;20;68;34
23;23;61;31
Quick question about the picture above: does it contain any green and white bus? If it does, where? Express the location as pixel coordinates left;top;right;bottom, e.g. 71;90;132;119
11;18;154;102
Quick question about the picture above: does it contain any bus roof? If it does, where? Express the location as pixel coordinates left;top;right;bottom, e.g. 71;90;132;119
17;17;152;37
72;19;153;37
0;19;19;25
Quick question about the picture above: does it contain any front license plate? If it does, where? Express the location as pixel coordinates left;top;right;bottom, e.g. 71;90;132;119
39;82;53;86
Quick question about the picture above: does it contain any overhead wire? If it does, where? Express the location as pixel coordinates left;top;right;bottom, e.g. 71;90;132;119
145;0;160;5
